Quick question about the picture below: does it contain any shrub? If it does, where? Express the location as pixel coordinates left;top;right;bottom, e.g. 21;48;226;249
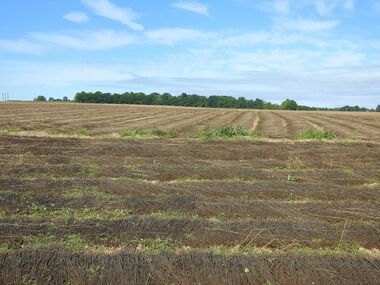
296;129;336;140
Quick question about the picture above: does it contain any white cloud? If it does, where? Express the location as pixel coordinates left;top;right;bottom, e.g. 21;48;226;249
0;39;44;54
32;30;136;50
278;18;340;32
315;0;355;16
63;11;89;23
212;31;331;48
322;51;365;68
271;0;290;14
145;28;216;45
81;0;143;31
171;1;209;16
315;0;337;16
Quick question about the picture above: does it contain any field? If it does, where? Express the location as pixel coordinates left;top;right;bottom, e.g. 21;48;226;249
1;102;380;139
0;102;380;285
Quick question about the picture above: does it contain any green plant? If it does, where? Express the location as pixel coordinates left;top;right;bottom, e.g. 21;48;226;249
133;238;174;254
287;174;296;183
119;128;177;138
64;234;90;250
64;187;111;199
24;235;58;248
119;129;146;138
6;127;22;133
0;243;11;253
312;237;325;245
86;265;103;278
74;129;92;136
24;234;92;251
199;124;261;140
184;233;196;241
48;129;65;135
28;203;48;217
296;129;336;140
347;133;358;141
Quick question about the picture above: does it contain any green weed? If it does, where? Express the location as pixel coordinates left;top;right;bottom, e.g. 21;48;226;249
6;127;22;133
296;129;336;140
150;210;199;219
47;129;65;135
347;133;358;141
0;243;11;253
74;129;92;136
199;124;262;140
24;234;92;251
133;238;175;254
119;129;146;138
64;187;111;199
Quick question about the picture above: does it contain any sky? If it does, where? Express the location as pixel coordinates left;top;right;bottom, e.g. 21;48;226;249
0;0;380;107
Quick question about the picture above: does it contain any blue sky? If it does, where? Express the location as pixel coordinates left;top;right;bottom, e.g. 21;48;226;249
1;0;380;107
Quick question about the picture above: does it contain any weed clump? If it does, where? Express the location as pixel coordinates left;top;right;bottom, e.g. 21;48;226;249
296;129;336;140
199;124;262;140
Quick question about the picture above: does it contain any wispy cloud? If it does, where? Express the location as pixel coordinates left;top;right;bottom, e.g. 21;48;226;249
322;51;364;68
271;0;290;14
314;0;355;16
0;39;44;54
315;0;338;16
32;30;136;50
81;0;143;31
145;28;215;45
63;11;89;23
277;18;340;32
171;1;209;16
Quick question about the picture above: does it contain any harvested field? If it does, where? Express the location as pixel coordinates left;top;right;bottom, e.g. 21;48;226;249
0;103;380;284
1;102;379;139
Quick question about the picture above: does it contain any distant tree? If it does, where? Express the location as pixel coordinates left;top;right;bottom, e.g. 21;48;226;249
63;96;69;102
48;97;54;101
281;99;298;110
376;105;380;112
237;97;247;108
34;96;47;102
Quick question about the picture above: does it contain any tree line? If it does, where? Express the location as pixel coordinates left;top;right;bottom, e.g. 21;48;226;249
33;92;379;111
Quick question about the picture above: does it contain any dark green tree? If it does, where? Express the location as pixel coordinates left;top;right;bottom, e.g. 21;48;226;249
34;96;47;102
281;99;298;110
376;105;380;112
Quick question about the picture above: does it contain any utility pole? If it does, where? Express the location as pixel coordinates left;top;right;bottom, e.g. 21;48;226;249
1;92;10;102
